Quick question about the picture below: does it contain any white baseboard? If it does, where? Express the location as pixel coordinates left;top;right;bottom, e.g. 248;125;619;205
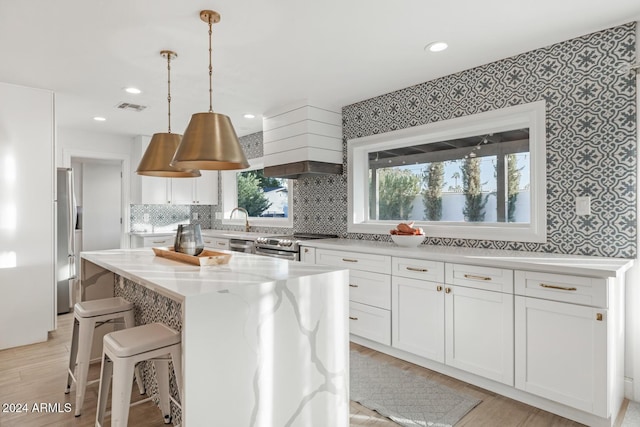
625;377;634;400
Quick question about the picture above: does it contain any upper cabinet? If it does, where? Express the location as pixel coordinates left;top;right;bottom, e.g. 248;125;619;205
192;171;217;205
131;136;218;205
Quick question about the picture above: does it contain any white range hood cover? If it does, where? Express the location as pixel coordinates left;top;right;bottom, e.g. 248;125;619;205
262;102;343;178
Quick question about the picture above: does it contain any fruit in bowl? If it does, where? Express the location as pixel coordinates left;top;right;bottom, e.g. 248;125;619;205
390;222;425;247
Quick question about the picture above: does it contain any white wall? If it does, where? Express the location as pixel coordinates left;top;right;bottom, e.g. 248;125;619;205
57;128;133;168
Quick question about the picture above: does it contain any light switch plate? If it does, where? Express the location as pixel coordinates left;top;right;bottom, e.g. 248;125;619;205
192;212;199;220
576;196;591;216
143;213;150;222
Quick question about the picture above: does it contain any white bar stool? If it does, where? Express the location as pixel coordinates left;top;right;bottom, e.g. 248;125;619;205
65;297;143;417
96;322;182;427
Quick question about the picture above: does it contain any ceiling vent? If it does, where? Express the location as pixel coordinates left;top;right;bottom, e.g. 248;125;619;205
115;102;147;112
262;101;343;179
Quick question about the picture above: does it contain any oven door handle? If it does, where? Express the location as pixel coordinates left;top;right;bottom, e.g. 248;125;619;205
255;247;298;261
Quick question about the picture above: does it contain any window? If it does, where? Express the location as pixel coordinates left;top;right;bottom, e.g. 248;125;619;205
221;158;293;228
348;101;546;242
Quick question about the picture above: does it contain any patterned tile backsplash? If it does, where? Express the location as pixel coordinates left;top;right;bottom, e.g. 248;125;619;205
130;204;212;232
131;23;636;258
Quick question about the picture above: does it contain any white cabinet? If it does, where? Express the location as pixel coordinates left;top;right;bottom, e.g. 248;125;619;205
514;270;611;417
138;176;170;204
392;262;514;386
130;234;174;248
203;237;229;250
445;284;514;385
316;249;391;345
193;171;218;205
349;302;391;346
169;178;194;205
310;243;626;427
169;172;218;205
300;246;316;263
350;270;391;310
316;249;391;274
392;276;445;362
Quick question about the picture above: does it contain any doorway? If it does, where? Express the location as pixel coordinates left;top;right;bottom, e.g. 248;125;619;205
78;159;122;251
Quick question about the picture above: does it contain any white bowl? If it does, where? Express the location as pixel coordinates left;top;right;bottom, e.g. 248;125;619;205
390;234;425;247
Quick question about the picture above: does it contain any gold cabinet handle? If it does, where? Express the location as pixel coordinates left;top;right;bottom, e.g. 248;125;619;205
349;316;358;320
407;266;429;272
540;283;577;291
445;287;452;294
152;240;167;244
436;285;443;292
218;242;226;246
464;274;492;281
342;258;358;263
349;284;358;288
204;240;212;244
596;313;603;321
304;248;309;253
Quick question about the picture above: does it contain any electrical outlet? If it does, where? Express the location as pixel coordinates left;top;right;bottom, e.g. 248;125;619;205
576;196;591;216
215;212;222;220
192;212;199;220
143;213;150;222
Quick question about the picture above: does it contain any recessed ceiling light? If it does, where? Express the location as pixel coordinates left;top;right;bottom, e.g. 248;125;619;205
243;113;256;119
124;87;142;94
425;41;448;53
93;116;106;122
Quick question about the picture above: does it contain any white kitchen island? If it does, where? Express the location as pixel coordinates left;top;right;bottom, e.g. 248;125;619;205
80;248;349;427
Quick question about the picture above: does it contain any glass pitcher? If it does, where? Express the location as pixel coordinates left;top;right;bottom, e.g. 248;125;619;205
174;224;204;256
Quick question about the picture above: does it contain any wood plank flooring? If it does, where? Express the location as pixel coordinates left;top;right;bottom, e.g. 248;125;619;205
0;313;629;426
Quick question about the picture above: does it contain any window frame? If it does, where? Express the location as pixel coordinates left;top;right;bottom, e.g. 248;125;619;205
220;157;294;229
347;101;547;243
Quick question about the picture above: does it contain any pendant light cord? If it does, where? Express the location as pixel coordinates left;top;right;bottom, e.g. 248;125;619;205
166;52;173;133
207;17;213;113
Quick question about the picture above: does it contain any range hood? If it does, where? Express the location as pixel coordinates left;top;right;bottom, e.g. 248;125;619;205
262;102;343;179
263;161;343;179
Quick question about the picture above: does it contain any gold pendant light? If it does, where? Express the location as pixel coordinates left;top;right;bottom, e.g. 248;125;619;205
136;50;201;177
170;10;249;171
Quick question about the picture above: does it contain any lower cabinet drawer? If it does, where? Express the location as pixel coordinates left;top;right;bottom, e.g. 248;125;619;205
349;301;391;346
142;236;173;247
349;270;391;310
515;270;607;307
446;263;514;293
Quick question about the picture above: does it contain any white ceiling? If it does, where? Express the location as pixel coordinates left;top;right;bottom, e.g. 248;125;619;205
1;0;639;138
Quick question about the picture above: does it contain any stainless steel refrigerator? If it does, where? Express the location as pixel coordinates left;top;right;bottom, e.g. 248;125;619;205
56;167;77;314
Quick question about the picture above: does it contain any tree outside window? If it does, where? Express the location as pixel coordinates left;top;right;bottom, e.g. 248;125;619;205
377;168;421;220
422;162;444;221
237;170;289;218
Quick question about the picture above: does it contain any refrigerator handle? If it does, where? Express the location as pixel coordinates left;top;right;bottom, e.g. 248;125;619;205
67;169;77;279
68;254;77;280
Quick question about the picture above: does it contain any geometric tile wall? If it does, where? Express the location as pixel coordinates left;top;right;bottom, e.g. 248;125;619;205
133;22;637;258
130;204;213;231
114;276;183;425
304;22;638;258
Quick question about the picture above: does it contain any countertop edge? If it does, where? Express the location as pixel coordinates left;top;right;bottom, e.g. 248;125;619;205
81;251;187;302
299;239;633;278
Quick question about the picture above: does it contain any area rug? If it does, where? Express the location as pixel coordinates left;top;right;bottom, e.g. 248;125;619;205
350;350;481;427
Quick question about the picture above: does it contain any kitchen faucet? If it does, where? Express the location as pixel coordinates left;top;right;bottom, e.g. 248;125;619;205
230;207;250;232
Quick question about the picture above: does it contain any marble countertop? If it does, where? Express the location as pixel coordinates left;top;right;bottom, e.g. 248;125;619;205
81;248;346;301
299;238;633;278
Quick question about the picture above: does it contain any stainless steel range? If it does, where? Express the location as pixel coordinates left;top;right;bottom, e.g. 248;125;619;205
255;233;337;261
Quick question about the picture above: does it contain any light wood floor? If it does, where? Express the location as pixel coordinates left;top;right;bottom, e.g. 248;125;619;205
0;313;629;426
